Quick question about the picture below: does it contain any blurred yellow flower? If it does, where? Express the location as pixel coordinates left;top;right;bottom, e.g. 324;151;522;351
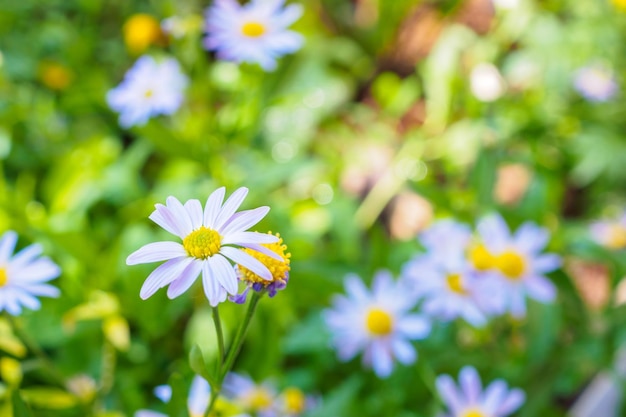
123;14;163;54
612;0;626;11
39;62;73;90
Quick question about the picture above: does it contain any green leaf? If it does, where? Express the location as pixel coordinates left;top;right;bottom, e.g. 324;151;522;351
189;344;218;390
11;390;34;417
19;387;78;410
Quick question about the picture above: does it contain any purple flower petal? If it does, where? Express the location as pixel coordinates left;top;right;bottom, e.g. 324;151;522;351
126;242;186;265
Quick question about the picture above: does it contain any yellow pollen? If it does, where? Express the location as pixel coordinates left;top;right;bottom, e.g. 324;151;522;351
0;268;7;287
366;308;393;336
283;387;306;414
241;21;266;37
607;224;626;249
461;408;488;417
446;273;466;294
495;251;526;279
182;227;222;259
246;388;273;410
468;244;494;271
144;89;154;98
239;232;290;285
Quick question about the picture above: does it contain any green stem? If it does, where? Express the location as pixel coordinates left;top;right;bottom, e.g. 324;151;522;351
204;292;262;417
212;306;225;369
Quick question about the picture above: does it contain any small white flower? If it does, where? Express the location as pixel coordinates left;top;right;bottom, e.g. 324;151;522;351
323;270;431;378
0;231;60;315
470;63;507;102
590;211;626;250
436;366;525;417
573;64;618;102
126;187;279;306
468;214;560;317
223;372;278;417
107;55;188;128
204;0;304;71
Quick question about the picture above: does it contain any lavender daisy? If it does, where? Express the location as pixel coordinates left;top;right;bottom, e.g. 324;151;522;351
436;366;525;417
573;64;618;102
107;55;188;128
0;231;61;315
204;0;304;71
468;214;560;317
323;270;431;378
126;187;279;306
222;372;278;417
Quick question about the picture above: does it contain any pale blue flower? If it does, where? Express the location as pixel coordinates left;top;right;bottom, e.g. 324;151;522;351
573;64;618;102
323;270;430;378
204;0;304;71
107;55;188;128
223;372;278;417
0;231;60;315
436;366;525;417
126;187;279;306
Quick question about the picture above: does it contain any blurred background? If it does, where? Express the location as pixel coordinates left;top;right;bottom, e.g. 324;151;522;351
1;0;626;416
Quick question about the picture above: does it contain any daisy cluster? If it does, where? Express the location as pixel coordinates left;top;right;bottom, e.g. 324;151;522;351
324;213;560;381
108;1;303;127
127;187;291;306
136;373;314;417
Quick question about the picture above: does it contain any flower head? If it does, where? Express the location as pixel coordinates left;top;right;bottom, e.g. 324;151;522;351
126;187;280;306
232;232;290;303
0;231;61;315
276;387;314;417
124;14;163;54
436;366;525;417
590;212;626;250
468;214;560;317
204;0;304;71
573;64;618;102
107;55;188;128
223;372;277;417
418;219;472;263
323;270;431;378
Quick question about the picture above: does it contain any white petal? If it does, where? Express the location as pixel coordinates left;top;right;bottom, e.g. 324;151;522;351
435;375;464;414
219;206;270;235
150;204;185;238
12;259;60;282
220;246;272;281
459;366;482;404
203;187;226;228
391;338;416;365
369;341;393;378
210;255;239;295
533;254;561;273
525;275;556;303
514;222;549;254
11;244;43;270
0;231;17;264
140;257;193;299
21;284;60;298
202;261;223;306
397;316;431;339
239;243;283;261
166;197;193;237
344;274;370;303
184;199;204;230
482;380;508;413
166;260;203;299
126;242;186;265
221;231;278;246
213;187;248;231
496;388;525;415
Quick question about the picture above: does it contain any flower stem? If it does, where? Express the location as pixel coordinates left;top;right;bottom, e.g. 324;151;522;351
212;306;225;368
204;292;262;417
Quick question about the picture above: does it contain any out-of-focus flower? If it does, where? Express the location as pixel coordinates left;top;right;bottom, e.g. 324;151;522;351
126;188;279;306
66;374;97;404
565;258;610;311
107;55;188;128
493;163;532;206
436;366;525;417
323;270;431;378
204;0;304;71
613;0;626;11
388;191;433;241
161;15;204;39
0;231;60;315
222;373;277;417
39;62;73;90
276;387;315;417
590;212;626;250
573;64;618;102
124;14;164;54
470;63;507;102
232;232;290;304
491;0;520;10
468;214;560;317
418;219;472;263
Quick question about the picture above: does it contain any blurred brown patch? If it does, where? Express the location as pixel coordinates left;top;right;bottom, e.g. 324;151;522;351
565;258;610;311
454;0;495;35
493;163;532;206
386;191;433;241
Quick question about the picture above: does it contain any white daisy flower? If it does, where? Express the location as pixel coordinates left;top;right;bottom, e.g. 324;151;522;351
323;270;431;378
418;219;472;263
0;231;61;315
590;211;626;250
107;55;188;128
126;187;280;306
436;366;525;417
204;0;304;71
467;213;561;317
222;372;278;417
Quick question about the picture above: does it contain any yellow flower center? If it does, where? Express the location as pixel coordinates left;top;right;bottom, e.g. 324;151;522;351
182;227;222;259
468;244;494;271
239;232;290;285
446;273;466;294
494;251;526;279
241;21;266;37
366;308;393;336
245;387;273;411
283;387;306;414
607;224;626;249
123;14;162;53
144;89;154;98
40;63;72;90
0;268;8;287
461;408;488;417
